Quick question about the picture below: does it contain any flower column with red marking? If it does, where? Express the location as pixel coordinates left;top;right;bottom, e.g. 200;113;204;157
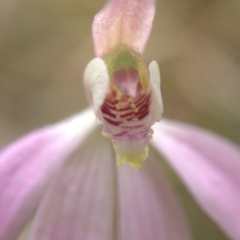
84;44;163;169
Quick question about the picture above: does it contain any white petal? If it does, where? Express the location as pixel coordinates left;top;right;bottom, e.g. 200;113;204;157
83;58;109;119
148;60;163;122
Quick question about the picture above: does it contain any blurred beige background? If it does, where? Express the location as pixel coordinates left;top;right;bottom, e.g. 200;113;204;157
0;0;239;239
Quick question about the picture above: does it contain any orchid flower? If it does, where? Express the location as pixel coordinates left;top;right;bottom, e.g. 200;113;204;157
1;0;240;240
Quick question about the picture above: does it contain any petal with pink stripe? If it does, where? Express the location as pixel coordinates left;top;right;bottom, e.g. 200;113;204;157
29;133;114;240
152;120;240;240
92;0;155;56
117;154;192;240
0;109;96;240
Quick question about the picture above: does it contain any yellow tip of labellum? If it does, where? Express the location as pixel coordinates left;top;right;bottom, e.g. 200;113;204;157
116;146;149;170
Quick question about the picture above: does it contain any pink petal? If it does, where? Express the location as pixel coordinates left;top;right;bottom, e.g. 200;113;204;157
152;120;240;240
29;134;114;240
0;109;96;240
117;154;192;240
92;0;155;56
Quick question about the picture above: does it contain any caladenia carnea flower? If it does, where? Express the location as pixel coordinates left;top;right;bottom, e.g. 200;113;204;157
84;45;162;169
84;0;162;169
1;0;240;240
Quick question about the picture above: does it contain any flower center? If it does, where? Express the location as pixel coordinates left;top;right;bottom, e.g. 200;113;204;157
101;44;151;128
100;44;153;169
84;43;163;169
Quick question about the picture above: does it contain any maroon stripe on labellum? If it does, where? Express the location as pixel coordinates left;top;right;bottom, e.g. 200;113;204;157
103;102;131;112
136;94;151;108
105;98;118;105
103;101;116;109
121;124;144;129
101;88;151;126
137;110;149;120
121;111;135;118
138;102;149;114
103;117;121;126
101;105;116;118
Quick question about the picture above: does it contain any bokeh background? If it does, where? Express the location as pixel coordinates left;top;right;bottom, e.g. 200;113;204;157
0;0;239;239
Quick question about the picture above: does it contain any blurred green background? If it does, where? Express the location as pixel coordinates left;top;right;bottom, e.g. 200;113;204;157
0;0;239;239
